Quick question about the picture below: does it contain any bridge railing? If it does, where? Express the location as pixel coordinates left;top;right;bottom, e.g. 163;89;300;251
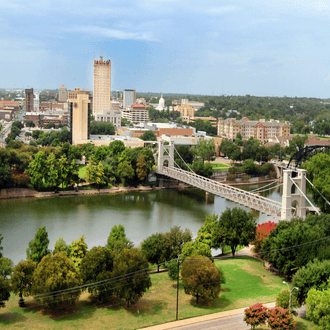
160;166;282;212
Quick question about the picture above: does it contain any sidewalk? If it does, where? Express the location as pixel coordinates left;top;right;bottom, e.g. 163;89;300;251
139;302;276;330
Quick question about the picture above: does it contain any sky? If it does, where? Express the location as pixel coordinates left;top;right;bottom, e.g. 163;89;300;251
0;0;330;98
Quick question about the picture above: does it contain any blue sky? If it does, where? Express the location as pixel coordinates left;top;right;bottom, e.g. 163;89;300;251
1;0;330;97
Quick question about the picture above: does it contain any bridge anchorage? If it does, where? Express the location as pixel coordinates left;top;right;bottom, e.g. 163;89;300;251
154;142;320;221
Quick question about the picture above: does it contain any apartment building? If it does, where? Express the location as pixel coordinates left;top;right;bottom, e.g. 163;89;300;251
121;104;149;123
217;117;290;143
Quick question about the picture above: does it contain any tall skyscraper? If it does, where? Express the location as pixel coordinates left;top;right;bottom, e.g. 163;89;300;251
59;84;68;102
123;89;136;109
93;56;111;116
25;88;34;112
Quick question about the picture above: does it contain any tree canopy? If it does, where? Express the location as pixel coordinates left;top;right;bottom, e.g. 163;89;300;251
26;226;50;265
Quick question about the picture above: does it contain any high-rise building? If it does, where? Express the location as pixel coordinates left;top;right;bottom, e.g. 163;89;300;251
93;56;111;116
69;93;90;145
25;88;34;112
59;84;68;102
33;92;39;112
123;89;136;109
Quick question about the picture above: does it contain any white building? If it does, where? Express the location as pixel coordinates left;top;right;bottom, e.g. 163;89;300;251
123;89;136;109
33;92;39;112
95;109;121;128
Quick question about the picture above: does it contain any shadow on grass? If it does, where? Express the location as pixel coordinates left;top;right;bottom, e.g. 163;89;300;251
187;295;232;310
124;298;169;317
0;312;28;326
221;287;232;293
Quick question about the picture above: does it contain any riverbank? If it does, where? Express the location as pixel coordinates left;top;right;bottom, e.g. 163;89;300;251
0;178;278;200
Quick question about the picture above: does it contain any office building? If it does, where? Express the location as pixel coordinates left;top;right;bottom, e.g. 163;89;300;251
59;84;68;102
93;56;111;115
121;104;149;123
25;88;34;112
95;110;121;128
123;89;136;109
69;93;90;144
33;92;39;112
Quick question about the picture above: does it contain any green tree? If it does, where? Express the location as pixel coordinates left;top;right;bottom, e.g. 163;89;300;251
0;258;13;279
192;139;215;164
68;235;88;269
80;247;115;301
11;259;36;307
90;121;115;135
109;140;125;156
181;255;222;304
167;259;179;282
141;233;167;272
276;290;300;315
86;158;106;188
180;241;212;261
0;277;10;308
26;226;50;265
45;122;56;129
117;161;134;185
292;259;330;304
113;248;151;307
303;153;330;213
214;208;257;256
262;219;329;276
136;154;148;181
163;226;192;261
107;225;133;254
28;151;47;189
32;252;81;308
196;214;218;248
25;120;35;128
140;130;157;141
305;281;330;329
53;237;69;255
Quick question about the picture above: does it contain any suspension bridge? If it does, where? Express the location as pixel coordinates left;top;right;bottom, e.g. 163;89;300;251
154;142;322;221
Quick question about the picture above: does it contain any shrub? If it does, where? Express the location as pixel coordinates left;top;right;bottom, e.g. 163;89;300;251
267;307;296;330
275;289;300;316
244;303;268;329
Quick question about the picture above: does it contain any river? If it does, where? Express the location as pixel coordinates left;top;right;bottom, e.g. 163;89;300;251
0;185;281;265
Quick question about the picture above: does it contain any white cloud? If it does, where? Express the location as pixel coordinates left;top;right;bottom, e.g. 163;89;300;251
65;25;158;42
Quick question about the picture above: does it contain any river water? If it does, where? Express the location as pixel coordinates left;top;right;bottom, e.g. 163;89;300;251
0;185;281;265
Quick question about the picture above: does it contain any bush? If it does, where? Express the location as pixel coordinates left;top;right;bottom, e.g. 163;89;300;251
267;307;296;330
227;173;236;181
275;289;300;316
244;303;268;329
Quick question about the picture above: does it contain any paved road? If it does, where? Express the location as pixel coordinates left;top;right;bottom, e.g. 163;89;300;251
176;315;249;330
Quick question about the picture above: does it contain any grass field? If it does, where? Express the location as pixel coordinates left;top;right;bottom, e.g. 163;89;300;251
78;165;87;179
0;257;312;330
210;163;230;171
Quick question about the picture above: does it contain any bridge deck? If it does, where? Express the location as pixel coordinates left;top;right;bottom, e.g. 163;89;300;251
158;166;282;220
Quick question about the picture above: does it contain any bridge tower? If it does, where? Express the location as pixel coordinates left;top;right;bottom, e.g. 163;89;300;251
157;142;174;173
281;169;307;220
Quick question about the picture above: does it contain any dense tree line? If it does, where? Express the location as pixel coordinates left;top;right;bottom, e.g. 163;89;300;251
90;121;115;135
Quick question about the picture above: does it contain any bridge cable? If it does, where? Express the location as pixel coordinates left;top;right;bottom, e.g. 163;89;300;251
160;142;183;170
249;177;282;193
172;144;195;173
304;175;330;206
289;177;320;215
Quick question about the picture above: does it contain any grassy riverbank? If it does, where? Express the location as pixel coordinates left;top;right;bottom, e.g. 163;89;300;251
0;257;293;330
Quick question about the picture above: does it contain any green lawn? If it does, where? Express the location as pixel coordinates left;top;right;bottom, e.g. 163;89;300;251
78;165;87;179
0;257;292;330
210;163;230;171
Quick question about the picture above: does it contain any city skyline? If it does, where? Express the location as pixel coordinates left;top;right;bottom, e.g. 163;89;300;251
1;0;330;98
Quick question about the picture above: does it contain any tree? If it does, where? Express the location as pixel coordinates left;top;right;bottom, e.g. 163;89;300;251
0;277;10;308
180;241;212;261
214;208;257;256
267;307;296;330
32;252;81;308
0;257;13;279
167;259;179;282
53;237;69;255
242;159;258;175
107;224;133;254
192;139;215;164
303;153;330;213
196;214;218;248
86;159;106;188
305;282;330;329
252;221;276;253
163;226;192;261
45;122;56;129
11;259;36;307
244;303;269;329
136;154;148;181
140;130;157;141
109;140;125;156
25;120;35;128
262;218;330;276
113;248;151;307
181;255;222;304
90;121;115;135
26;226;50;265
68;235;88;269
28;151;47;189
80;247;115;301
116;161;134;185
141;233;167;272
292;259;330;304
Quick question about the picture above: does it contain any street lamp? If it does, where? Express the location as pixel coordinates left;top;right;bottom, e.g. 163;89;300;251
176;254;180;321
283;281;299;313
